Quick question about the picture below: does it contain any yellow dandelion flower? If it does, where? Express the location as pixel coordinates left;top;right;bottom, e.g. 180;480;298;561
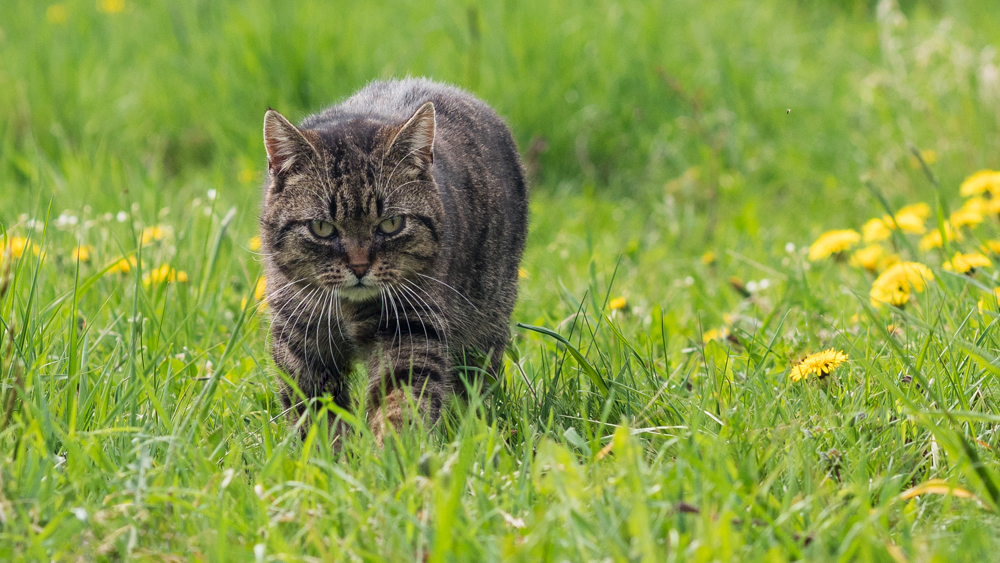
960;170;1000;198
808;229;861;261
890;212;926;234
71;245;93;262
862;218;892;243
238;168;257;183
870;283;911;308
984;240;1000;255
961;197;986;214
107;256;137;274
4;237;36;259
702;327;730;344
97;0;125;14
609;297;627;310
789;349;849;382
140;225;167;245
700;251;717;265
979;288;1000;315
518;268;528;279
919;224;961;251
46;4;68;24
950;208;983;229
870;262;934;308
143;264;187;286
254;277;267;301
897;202;932;221
908;150;937;169
943;252;992;275
144;266;169;284
850;245;885;272
248;236;262;252
862;212;926;242
985;198;1000;216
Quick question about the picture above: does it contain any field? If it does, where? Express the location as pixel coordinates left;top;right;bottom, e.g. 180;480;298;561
4;0;1000;560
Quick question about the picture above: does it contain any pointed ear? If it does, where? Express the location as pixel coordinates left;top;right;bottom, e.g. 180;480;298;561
263;109;318;177
389;102;436;172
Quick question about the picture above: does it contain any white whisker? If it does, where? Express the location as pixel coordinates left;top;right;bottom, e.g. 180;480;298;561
415;273;478;311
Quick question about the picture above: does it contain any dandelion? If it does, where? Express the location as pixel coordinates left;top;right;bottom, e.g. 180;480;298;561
518;268;528;279
961;197;986;214
862;219;891;243
897;202;932;221
702;327;729;344
979;288;1000;315
985;198;1000;216
249;236;262;252
244;276;268;310
71;245;93;262
4;237;36;259
46;4;68;24
238;168;257;184
944;252;992;275
850;244;894;272
808;229;861;261
107;256;137;274
919;224;960;251
789;349;849;382
143;264;188;286
140;225;167;245
950;206;984;229
849;245;880;271
97;0;125;14
870;262;934;308
908;150;937;169
960;170;1000;198
983;240;1000;255
700;251;716;265
609;297;627;310
254;277;267;301
889;212;926;234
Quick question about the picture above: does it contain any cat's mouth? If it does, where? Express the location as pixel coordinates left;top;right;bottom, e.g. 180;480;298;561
339;282;381;302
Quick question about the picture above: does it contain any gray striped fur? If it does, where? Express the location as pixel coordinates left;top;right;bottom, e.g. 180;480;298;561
259;79;528;444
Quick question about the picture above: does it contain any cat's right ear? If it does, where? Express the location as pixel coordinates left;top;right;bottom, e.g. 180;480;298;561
263;109;318;179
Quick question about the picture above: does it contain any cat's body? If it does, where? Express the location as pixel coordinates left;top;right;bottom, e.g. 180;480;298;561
259;79;528;442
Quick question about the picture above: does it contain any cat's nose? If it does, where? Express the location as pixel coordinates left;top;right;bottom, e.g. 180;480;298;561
349;263;370;278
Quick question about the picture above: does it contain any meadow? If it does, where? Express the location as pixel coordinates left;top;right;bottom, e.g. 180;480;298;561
3;0;1000;560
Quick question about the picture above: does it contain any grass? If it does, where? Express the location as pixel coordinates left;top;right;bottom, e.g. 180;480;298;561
4;0;1000;560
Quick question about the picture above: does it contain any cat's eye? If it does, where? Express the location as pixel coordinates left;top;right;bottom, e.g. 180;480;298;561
377;216;405;235
308;220;337;238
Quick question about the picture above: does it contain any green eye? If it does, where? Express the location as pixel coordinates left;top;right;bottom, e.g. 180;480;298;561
308;220;336;238
377;216;405;235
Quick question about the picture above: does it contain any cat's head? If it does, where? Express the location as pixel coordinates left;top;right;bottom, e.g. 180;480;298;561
259;103;444;302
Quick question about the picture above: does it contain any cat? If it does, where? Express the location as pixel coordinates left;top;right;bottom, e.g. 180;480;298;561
259;78;528;445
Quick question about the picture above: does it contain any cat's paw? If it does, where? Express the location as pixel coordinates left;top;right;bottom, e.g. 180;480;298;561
369;388;407;447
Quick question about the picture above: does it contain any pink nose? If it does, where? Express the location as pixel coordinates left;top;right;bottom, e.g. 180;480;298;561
349;263;369;278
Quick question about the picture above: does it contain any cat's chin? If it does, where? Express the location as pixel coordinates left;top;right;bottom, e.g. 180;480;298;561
339;284;381;302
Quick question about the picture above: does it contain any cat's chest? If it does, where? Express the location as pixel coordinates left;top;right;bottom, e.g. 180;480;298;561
334;298;387;343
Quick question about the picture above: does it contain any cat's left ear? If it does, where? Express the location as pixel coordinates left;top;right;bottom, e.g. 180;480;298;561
389;102;436;172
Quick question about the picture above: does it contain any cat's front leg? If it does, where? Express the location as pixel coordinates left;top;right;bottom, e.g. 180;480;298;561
365;331;451;446
272;336;354;445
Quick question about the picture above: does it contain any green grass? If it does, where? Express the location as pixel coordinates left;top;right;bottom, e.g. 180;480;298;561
4;0;1000;560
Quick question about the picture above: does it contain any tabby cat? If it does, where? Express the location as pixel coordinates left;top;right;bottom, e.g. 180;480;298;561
259;79;528;444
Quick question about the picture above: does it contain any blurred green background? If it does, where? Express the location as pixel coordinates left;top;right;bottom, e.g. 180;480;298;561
4;0;999;230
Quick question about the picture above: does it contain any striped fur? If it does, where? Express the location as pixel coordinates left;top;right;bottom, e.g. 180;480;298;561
260;79;528;445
